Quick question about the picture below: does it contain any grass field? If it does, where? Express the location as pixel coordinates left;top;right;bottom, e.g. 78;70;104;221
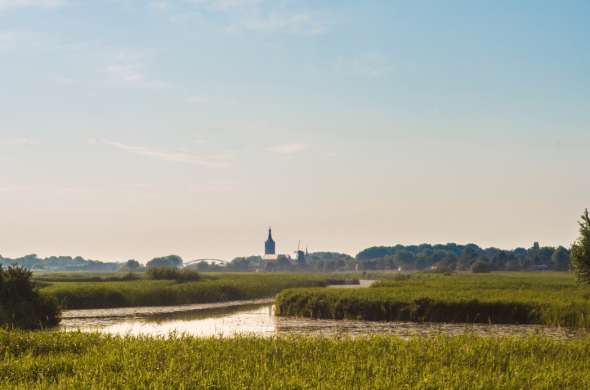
276;272;590;328
1;330;590;389
39;273;355;310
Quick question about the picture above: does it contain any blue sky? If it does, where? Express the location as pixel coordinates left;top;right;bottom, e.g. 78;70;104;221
1;0;589;262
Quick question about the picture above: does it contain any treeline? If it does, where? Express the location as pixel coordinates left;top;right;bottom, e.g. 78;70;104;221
195;252;357;273
1;242;572;273
356;242;570;272
222;243;570;273
0;254;120;272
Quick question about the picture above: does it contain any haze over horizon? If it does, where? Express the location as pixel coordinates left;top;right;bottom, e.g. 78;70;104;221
1;1;589;262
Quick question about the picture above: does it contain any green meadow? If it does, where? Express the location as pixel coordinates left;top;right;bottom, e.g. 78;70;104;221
276;272;590;327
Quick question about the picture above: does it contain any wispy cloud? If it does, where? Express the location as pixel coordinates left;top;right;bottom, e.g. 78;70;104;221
0;0;65;10
338;52;393;79
0;31;18;49
187;95;209;104
266;143;306;155
184;0;328;36
103;48;168;88
0;30;48;52
0;137;38;146
50;74;75;85
241;12;326;35
0;185;31;193
92;139;232;167
191;0;263;12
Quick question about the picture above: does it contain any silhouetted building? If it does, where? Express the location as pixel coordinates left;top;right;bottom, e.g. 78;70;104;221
296;250;306;266
265;228;276;256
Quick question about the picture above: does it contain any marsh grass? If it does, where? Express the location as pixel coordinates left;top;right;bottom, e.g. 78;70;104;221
40;273;347;309
1;330;590;389
276;272;590;327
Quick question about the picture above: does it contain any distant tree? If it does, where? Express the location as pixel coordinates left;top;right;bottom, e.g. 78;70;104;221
229;257;250;271
458;247;478;270
276;255;293;270
571;209;590;283
146;255;183;269
550;247;570;271
471;260;491;273
394;251;416;269
119;259;142;272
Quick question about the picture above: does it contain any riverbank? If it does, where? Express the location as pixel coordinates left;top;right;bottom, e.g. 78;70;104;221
40;273;357;310
276;272;590;328
2;330;590;389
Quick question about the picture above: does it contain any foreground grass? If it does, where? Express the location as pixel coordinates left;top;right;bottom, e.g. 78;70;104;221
1;330;590;389
276;272;590;327
40;273;352;310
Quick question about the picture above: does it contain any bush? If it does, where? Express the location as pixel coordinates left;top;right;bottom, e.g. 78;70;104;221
147;267;201;282
0;266;60;329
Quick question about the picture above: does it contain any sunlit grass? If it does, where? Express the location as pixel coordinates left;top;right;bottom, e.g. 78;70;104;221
1;330;590;389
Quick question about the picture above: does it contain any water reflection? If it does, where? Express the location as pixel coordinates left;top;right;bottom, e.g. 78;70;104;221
61;302;583;339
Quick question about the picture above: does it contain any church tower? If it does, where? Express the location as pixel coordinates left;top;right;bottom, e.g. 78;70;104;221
265;228;276;255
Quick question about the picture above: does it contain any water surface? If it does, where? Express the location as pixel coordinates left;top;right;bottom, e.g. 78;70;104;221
61;301;582;339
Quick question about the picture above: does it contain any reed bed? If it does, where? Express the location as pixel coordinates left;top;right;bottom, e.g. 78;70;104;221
1;330;590;389
276;272;590;327
40;273;349;310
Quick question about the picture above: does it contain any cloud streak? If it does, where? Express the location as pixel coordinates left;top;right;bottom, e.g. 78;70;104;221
185;0;328;36
103;48;169;88
266;143;306;155
0;137;38;146
93;139;232;167
0;0;65;10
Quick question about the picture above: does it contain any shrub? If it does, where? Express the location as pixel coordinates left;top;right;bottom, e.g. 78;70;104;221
147;267;201;282
0;266;60;329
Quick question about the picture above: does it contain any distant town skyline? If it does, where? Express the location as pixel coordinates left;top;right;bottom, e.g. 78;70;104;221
1;1;589;262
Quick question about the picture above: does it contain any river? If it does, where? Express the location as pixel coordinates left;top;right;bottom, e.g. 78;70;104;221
59;281;582;339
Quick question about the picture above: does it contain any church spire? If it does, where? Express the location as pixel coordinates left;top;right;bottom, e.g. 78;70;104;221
265;227;276;255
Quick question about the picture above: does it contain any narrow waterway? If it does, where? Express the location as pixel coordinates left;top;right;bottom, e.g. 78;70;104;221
59;302;579;339
59;281;583;339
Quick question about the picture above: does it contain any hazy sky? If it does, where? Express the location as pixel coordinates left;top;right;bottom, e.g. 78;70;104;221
1;0;589;262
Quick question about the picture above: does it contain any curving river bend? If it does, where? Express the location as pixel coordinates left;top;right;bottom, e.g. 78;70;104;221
59;281;582;339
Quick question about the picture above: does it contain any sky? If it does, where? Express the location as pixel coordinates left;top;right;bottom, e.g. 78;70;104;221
1;0;589;262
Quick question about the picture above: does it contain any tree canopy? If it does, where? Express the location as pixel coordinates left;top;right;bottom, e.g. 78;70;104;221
146;255;183;269
571;209;590;283
0;266;60;329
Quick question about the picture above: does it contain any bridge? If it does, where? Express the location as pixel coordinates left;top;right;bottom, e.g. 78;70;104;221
184;259;226;267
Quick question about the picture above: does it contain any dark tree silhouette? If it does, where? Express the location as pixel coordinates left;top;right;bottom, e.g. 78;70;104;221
571;209;590;283
0;266;60;329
